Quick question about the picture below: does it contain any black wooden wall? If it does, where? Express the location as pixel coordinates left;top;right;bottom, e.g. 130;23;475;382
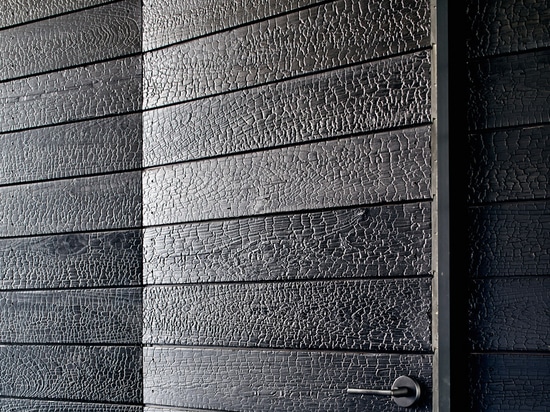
463;0;549;410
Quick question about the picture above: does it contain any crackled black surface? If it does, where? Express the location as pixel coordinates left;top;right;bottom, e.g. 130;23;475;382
0;288;141;344
468;277;550;351
143;126;431;225
0;399;143;412
144;347;433;411
143;0;430;108
467;49;550;131
465;0;550;58
0;172;141;236
467;201;549;277
0;345;142;403
143;279;431;351
0;56;142;133
469;354;550;411
467;126;549;203
0;114;142;184
0;230;141;290
144;203;431;285
0;0;140;80
143;51;431;166
143;0;322;51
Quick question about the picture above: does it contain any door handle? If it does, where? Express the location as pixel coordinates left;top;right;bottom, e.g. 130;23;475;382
347;375;421;408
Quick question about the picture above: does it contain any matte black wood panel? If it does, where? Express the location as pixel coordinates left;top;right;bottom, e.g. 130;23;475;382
143;51;431;166
143;0;430;109
145;408;212;412
143;279;431;351
467;125;549;203
0;172;141;236
144;203;431;285
143;0;322;51
469;354;550;411
0;56;142;133
0;345;142;403
143;126;431;225
0;230;141;290
466;0;550;59
467;49;550;131
143;347;432;411
0;0;140;81
468;277;550;351
0;288;141;344
0;399;142;411
0;114;142;184
468;201;549;277
0;0;111;28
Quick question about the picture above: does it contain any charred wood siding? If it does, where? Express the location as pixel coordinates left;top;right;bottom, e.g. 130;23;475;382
0;0;142;408
142;0;433;410
464;0;550;410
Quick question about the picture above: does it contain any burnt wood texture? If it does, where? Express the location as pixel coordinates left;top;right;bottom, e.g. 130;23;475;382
464;0;550;409
0;399;142;412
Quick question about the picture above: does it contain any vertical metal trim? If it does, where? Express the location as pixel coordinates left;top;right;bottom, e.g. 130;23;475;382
431;0;451;411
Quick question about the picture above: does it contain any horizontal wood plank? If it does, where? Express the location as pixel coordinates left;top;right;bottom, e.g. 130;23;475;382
469;354;550;411
143;51;431;166
0;0;111;28
0;172;141;236
0;114;142;185
143;126;431;225
143;0;430;108
468;277;550;351
0;230;141;290
0;399;142;411
466;0;550;58
144;203;431;285
0;345;141;403
468;201;549;277
0;288;141;344
467;49;550;131
467;126;549;203
0;56;142;133
0;0;140;80
143;346;432;411
143;0;322;51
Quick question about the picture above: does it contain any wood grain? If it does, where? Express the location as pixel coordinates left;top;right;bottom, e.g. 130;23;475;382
143;346;432;411
143;0;430;108
0;345;142;403
0;56;142;133
143;50;431;166
0;0;140;80
0;399;142;411
143;126;431;225
0;172;141;236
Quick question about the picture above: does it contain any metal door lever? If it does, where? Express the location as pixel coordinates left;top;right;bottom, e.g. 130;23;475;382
347;375;421;408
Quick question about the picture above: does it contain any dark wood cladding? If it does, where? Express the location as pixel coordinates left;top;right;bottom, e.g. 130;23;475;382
469;354;550;411
0;230;141;290
0;0;141;81
0;399;142;412
467;49;550;131
143;0;430;109
465;0;550;59
143;0;322;51
0;288;141;344
0;172;141;237
0;345;142;403
0;56;142;133
0;114;142;185
0;0;111;28
143;126;431;225
468;201;549;278
468;277;549;351
467;126;549;203
143;347;432;411
143;50;431;166
144;203;431;285
144;279;431;351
